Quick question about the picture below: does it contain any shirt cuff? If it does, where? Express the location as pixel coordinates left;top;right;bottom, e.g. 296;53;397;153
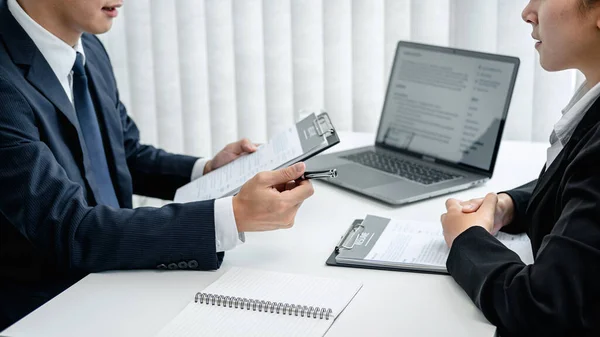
191;158;210;181
214;196;245;252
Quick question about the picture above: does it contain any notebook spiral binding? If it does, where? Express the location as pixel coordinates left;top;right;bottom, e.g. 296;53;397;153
194;292;334;320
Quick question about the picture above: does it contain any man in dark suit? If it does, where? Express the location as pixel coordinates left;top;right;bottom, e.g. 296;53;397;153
0;0;314;330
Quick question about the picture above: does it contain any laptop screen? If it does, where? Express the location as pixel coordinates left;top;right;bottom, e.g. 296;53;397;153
375;42;519;172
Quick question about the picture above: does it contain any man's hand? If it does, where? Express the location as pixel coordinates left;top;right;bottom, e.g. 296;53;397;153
440;193;498;247
204;138;258;174
232;162;314;232
459;192;515;234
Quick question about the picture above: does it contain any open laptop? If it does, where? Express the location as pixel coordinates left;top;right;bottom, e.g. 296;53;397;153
306;41;520;205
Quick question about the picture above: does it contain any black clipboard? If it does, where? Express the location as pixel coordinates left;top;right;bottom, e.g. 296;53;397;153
174;111;340;202
223;112;339;197
325;219;449;275
276;112;340;170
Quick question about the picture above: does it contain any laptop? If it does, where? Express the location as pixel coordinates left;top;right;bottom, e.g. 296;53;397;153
306;41;520;205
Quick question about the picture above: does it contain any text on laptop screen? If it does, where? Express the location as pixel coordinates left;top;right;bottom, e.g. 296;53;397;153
376;45;516;171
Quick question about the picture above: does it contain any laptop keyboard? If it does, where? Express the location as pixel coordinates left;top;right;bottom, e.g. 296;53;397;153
341;151;463;185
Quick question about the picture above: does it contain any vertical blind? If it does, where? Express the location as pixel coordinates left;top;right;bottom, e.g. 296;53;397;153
98;0;583;164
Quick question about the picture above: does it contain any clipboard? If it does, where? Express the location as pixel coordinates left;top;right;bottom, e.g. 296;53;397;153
326;215;533;275
325;218;449;275
273;112;340;172
174;112;340;203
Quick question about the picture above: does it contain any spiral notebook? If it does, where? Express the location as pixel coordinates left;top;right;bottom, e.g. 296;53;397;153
155;267;363;337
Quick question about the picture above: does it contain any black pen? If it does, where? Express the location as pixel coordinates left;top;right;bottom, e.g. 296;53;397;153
297;169;337;180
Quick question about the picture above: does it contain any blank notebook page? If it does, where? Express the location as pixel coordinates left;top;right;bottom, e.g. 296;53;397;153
155;267;363;337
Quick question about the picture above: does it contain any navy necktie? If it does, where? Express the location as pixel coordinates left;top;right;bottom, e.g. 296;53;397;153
72;52;119;207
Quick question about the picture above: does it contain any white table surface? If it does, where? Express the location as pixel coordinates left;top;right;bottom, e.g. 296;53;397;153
2;132;548;337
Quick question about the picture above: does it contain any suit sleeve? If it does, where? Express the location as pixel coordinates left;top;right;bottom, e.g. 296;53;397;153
0;75;223;272
500;179;538;234
446;133;600;337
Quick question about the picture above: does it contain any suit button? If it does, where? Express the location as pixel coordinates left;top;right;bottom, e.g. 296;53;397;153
188;260;198;269
168;263;178;270
178;261;188;269
157;264;167;270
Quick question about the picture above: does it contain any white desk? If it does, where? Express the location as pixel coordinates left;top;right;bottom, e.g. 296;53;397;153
2;132;547;337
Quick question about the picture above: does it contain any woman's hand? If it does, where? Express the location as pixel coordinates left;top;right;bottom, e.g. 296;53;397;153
441;193;498;247
460;192;515;234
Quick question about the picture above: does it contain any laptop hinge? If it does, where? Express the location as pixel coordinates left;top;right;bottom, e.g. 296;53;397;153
421;155;436;163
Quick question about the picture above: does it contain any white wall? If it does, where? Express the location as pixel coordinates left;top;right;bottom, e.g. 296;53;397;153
98;0;581;160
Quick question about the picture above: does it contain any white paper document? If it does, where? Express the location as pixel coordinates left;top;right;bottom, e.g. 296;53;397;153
154;267;363;337
363;217;533;271
174;126;304;203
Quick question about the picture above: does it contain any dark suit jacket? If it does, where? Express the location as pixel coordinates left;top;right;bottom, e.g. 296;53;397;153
447;97;600;336
0;0;222;329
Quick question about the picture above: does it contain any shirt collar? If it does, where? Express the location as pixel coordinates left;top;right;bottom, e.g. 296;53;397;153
7;0;86;80
554;80;600;145
561;81;591;116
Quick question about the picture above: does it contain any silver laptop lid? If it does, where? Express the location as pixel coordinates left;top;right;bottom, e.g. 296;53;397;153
375;41;520;176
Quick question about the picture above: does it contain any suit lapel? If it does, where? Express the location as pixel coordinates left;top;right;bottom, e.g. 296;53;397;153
25;53;82;131
0;1;82;134
527;98;600;210
527;149;565;209
26;49;107;202
0;1;109;201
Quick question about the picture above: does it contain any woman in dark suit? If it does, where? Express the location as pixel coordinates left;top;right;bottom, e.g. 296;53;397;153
440;0;600;336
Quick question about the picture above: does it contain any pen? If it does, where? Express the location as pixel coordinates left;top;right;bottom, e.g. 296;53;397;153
298;169;338;180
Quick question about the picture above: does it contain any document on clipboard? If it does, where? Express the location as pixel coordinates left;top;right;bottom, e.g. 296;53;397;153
326;215;533;274
174;112;339;203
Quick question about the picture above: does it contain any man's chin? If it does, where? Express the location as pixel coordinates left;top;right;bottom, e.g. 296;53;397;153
85;21;114;35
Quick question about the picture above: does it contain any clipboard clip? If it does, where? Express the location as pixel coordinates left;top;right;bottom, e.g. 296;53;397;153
313;113;335;138
335;220;364;253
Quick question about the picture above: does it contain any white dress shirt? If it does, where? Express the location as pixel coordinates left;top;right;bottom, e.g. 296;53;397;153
8;0;242;253
546;81;600;168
